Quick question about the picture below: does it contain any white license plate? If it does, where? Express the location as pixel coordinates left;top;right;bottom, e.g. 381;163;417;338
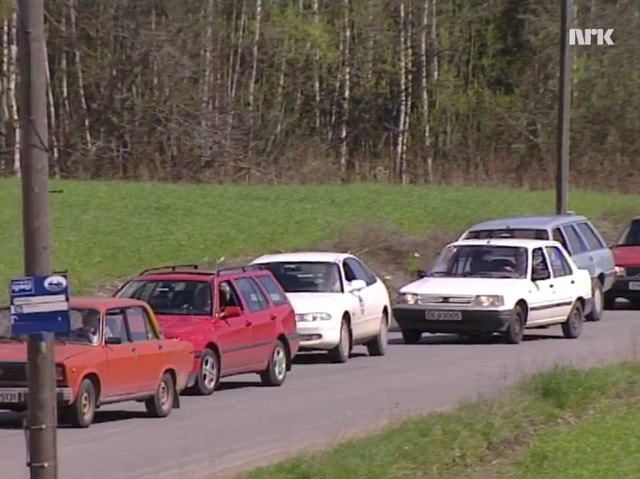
0;390;24;402
425;310;462;321
629;282;640;291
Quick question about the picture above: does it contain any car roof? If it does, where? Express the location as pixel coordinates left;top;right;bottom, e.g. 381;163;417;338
251;251;354;264
452;238;563;249
131;272;217;282
69;296;148;309
466;214;587;231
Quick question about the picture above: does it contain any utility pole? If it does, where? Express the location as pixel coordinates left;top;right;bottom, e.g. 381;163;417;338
556;0;573;214
16;0;57;477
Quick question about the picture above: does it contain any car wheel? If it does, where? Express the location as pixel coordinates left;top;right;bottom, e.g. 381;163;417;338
145;372;175;418
586;281;603;321
366;310;389;356
63;378;96;428
328;318;350;363
260;340;288;386
503;305;525;344
188;349;219;396
401;329;422;344
562;301;584;339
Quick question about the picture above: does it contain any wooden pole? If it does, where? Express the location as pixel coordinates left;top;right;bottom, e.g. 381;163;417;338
16;0;57;477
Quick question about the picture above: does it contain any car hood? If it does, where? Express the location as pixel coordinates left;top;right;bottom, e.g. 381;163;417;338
0;342;94;363
399;277;523;295
612;246;640;267
156;315;209;338
285;292;348;314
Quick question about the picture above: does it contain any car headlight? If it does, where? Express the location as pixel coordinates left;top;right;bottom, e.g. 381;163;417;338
615;266;626;277
396;293;419;305
473;295;504;307
296;312;332;322
55;364;65;382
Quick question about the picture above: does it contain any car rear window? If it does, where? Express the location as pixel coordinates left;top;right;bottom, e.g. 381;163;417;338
617;219;640;246
465;229;549;240
256;274;288;306
575;222;605;250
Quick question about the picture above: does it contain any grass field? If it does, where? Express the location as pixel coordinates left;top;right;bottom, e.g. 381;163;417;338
245;361;640;479
0;178;637;302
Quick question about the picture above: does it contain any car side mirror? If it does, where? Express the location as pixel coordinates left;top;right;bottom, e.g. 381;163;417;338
416;269;429;278
348;279;367;292
105;336;122;345
221;306;241;319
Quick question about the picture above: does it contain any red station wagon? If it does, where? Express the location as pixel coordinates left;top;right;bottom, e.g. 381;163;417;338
114;265;300;395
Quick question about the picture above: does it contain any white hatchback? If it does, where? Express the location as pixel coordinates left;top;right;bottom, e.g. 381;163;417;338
393;238;593;344
250;252;391;362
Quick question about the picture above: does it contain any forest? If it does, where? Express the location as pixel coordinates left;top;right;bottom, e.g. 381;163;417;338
0;0;637;190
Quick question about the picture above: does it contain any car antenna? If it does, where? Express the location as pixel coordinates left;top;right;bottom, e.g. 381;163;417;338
214;256;226;277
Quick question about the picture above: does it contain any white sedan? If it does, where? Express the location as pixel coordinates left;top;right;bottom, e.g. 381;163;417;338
250;252;391;362
393;238;593;344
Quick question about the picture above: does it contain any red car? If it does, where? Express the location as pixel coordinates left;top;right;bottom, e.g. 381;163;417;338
605;216;640;308
114;265;299;395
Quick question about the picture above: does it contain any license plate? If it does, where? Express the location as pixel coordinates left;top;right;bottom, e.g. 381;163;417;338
425;310;462;321
0;390;24;402
629;282;640;291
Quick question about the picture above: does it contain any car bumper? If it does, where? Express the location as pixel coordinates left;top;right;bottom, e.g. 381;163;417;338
0;387;73;406
605;277;640;301
286;332;301;358
296;322;341;350
393;306;515;334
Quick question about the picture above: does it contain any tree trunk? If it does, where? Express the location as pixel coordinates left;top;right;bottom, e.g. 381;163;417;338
420;0;432;183
44;35;60;178
247;0;262;162
395;0;407;183
8;10;19;177
312;0;321;130
201;0;215;168
338;0;350;180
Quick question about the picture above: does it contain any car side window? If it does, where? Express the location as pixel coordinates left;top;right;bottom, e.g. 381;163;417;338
256;275;288;306
234;277;269;312
105;309;129;343
343;258;374;285
545;246;573;277
218;280;242;311
552;228;570;252
576;222;605;250
126;307;155;341
561;224;588;254
531;248;551;280
352;258;377;285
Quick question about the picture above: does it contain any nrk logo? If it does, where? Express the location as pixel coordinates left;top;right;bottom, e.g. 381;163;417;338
569;28;615;46
43;275;68;293
11;278;34;295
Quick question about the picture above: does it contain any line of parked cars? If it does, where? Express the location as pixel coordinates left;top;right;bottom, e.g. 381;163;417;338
0;213;635;427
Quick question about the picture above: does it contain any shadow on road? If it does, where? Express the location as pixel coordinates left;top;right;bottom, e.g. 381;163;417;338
388;332;567;346
0;409;151;430
292;351;368;365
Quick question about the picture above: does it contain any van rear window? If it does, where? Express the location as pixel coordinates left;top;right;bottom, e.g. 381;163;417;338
465;229;549;240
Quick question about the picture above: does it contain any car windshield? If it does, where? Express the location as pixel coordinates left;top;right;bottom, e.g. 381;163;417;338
0;307;101;345
430;244;529;279
616;220;640;246
116;280;212;316
465;228;549;240
252;262;343;293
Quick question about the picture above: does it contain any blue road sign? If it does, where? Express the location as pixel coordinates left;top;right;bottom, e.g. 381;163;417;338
9;274;71;335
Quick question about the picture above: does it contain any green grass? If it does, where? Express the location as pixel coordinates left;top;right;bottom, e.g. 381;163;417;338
1;178;638;301
245;362;640;479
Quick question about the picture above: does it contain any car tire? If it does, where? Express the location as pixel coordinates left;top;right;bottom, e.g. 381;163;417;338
366;311;389;356
188;349;219;396
562;301;584;339
145;372;175;418
401;329;422;344
503;305;525;344
328;318;350;363
63;378;97;428
586;281;603;321
260;340;288;386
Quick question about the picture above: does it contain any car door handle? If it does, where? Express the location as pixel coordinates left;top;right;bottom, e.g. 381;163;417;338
549;284;554;288
245;320;252;327
270;314;277;321
131;347;137;352
570;280;575;284
158;344;163;351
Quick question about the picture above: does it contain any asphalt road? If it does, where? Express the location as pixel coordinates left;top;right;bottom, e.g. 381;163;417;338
1;308;640;479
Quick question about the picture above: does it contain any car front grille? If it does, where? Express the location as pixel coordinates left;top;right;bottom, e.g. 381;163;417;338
418;295;474;305
0;362;27;385
626;267;640;277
